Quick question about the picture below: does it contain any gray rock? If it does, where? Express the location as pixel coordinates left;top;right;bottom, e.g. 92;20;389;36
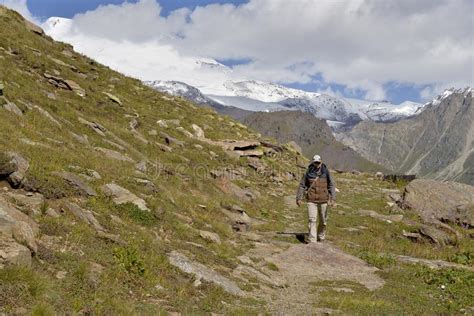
168;251;244;297
53;171;97;196
103;92;122;105
403;179;474;227
0;152;29;187
199;230;221;244
94;147;135;163
395;254;474;271
63;202;104;232
0;195;39;260
3;101;23;116
0;236;31;267
101;183;150;211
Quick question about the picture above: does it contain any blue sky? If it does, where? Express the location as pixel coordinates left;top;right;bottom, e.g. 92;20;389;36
28;0;248;20
9;0;471;104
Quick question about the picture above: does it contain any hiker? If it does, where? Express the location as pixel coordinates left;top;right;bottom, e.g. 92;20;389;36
296;154;336;243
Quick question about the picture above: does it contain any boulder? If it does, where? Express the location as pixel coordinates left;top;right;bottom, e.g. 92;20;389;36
403;179;474;227
0;152;29;187
63;202;104;232
5;192;44;216
0;236;32;267
199;230;221;244
0;195;39;257
102;183;150;211
52;171;97;196
25;20;44;36
168;251;244;297
3;101;23;116
103;92;122;106
191;124;205;139
94;147;135;163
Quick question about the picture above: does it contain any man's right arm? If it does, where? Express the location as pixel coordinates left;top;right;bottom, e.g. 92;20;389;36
296;173;307;204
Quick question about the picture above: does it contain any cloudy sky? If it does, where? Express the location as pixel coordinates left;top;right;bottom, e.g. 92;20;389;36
1;0;473;103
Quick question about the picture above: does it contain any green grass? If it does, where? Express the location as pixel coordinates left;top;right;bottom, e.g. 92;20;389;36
0;6;472;315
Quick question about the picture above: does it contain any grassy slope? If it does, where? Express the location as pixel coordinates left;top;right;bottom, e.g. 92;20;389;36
0;7;472;315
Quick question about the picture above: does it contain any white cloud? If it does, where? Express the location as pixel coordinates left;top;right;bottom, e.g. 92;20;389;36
0;0;37;23
39;0;474;100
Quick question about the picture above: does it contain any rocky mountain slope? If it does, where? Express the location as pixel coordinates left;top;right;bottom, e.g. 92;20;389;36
338;88;474;185
241;111;389;172
0;7;473;315
147;82;387;172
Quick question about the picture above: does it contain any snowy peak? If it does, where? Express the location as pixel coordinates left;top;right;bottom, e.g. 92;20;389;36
426;87;472;107
223;80;320;103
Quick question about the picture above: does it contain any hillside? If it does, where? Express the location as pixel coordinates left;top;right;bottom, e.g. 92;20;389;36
0;7;473;315
338;88;474;185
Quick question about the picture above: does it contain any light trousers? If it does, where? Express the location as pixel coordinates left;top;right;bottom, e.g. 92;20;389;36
307;202;328;242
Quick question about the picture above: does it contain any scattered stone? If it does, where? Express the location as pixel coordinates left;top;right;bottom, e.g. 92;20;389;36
375;171;384;179
55;270;67;280
216;176;259;203
44;73;85;97
103;92;122;105
176;126;194;138
52;171;97;196
25;20;44;35
3;101;23;116
78;117;107;136
102;183;150;211
168;251;244;296
0;236;31;267
402;230;422;240
0;152;29;187
5;191;44;216
358;209;403;223
64;202;104;232
95;147;135;163
148;129;158;136
45;208;60;218
395;255;474;271
191;124;205;138
33;105;62;127
199;230;221;244
0;196;39;264
193;278;202;287
351;170;361;175
156;142;172;153
160;132;184;147
237;255;253;265
419;224;453;246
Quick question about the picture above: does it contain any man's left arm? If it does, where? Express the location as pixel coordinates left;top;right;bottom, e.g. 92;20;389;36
327;169;336;202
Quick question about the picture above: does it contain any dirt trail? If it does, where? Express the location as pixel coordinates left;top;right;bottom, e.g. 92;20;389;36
241;236;385;315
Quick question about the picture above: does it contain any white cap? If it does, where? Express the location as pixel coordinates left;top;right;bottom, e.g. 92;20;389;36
312;154;322;162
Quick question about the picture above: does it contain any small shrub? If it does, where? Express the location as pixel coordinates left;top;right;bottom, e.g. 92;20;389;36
113;247;145;276
449;251;473;266
358;250;396;269
115;202;157;226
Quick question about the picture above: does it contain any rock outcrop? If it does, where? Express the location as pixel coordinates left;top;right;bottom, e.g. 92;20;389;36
402;179;474;228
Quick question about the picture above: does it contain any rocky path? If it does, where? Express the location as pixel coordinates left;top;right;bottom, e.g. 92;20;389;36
240;237;385;315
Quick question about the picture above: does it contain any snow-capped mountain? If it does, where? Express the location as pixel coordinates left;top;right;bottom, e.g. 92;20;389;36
149;79;424;126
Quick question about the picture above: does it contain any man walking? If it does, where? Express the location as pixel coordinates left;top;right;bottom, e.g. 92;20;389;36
296;154;336;243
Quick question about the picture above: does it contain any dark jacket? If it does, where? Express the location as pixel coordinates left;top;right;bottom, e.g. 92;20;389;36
296;163;336;202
